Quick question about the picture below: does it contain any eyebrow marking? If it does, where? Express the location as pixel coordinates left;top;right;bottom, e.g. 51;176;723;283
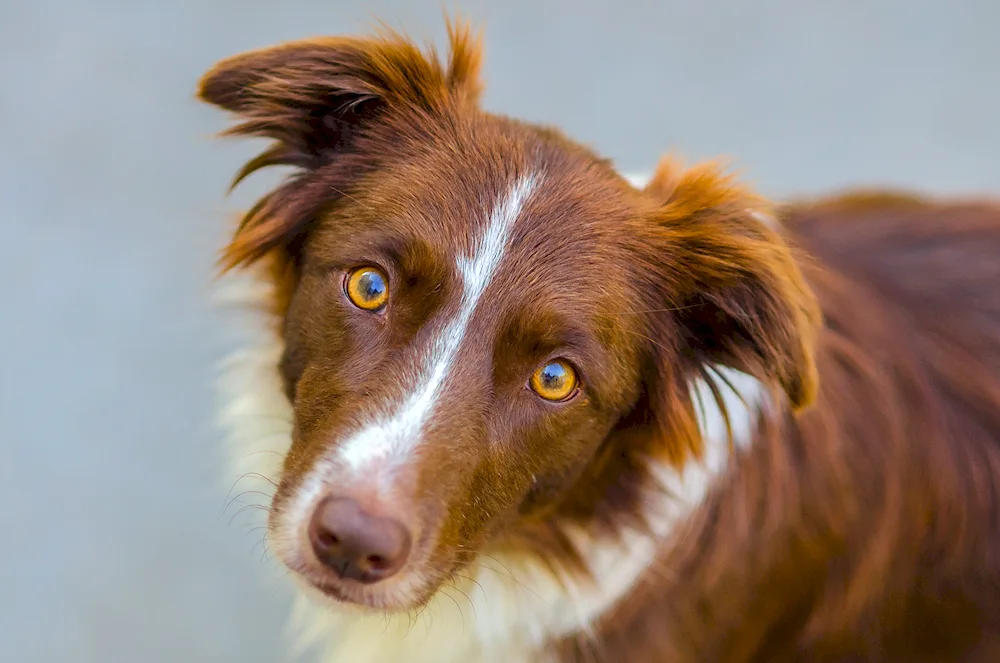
336;172;540;474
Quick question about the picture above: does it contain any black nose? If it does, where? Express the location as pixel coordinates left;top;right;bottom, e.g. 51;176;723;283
307;497;412;583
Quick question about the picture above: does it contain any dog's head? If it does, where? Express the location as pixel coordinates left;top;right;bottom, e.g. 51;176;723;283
200;23;820;612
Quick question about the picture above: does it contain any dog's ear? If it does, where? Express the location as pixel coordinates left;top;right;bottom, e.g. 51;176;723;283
635;156;821;443
197;19;482;269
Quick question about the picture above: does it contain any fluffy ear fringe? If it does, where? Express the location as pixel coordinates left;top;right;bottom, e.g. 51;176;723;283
197;17;484;272
640;155;822;414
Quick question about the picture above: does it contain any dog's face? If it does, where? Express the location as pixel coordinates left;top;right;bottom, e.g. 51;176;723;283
200;24;821;612
274;140;651;609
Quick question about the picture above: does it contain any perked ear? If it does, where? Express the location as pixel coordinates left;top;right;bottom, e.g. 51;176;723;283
197;18;483;270
639;156;822;415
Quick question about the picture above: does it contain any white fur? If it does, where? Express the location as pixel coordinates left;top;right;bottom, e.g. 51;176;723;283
337;173;539;474
271;174;539;567
215;172;768;663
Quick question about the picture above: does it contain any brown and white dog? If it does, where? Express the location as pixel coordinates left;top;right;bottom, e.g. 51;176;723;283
202;21;1000;663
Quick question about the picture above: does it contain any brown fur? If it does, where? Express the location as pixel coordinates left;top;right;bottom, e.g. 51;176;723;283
199;20;1000;663
554;192;1000;662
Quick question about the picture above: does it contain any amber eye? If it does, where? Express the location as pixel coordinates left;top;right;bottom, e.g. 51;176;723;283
529;360;579;402
344;266;389;311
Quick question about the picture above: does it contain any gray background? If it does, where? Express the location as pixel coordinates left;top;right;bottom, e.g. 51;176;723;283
2;1;997;662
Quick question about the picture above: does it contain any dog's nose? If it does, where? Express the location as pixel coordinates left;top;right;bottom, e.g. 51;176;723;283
308;497;412;583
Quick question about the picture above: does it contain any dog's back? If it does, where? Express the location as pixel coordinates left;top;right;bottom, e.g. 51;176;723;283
553;194;1000;662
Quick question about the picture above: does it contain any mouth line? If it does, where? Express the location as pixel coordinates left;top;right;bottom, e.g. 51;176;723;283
288;558;418;611
308;577;434;612
312;580;362;605
292;559;462;613
301;573;394;610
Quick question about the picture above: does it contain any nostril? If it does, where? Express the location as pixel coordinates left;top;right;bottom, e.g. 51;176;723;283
307;496;413;584
316;531;339;548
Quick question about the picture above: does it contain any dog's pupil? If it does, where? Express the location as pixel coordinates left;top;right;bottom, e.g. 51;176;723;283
542;363;565;387
360;271;385;300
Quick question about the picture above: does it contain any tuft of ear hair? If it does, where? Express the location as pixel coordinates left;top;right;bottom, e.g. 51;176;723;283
640;156;822;416
196;18;483;271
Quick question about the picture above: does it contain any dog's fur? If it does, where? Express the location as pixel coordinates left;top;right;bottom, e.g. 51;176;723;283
203;22;1000;663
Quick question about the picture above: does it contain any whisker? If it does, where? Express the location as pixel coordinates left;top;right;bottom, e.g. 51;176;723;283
474;553;545;602
221;489;275;519
244;525;269;539
220;474;277;515
379;611;395;638
477;565;533;599
453;573;487;603
410;590;437;632
241;471;279;488
259;539;273;564
225;413;293;425
228;503;271;526
251;525;273;559
448;581;477;622
239;445;288;456
400;607;414;639
438;587;466;635
228;442;291;458
471;552;520;585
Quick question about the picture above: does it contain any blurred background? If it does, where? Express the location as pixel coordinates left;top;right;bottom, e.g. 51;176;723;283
1;1;997;662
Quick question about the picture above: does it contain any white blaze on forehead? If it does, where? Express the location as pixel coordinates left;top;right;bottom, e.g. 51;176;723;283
337;173;540;473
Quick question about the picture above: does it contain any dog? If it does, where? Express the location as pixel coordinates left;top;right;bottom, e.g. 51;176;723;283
201;20;1000;663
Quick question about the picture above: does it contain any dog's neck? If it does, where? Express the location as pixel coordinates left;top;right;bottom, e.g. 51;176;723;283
216;175;770;663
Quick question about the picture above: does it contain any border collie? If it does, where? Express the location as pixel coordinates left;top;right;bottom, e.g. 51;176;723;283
201;20;1000;663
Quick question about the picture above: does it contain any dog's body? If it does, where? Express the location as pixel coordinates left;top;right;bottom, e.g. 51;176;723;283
205;24;1000;663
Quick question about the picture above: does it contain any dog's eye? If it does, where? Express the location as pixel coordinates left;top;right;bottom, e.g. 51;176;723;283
529;360;579;402
344;266;389;311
